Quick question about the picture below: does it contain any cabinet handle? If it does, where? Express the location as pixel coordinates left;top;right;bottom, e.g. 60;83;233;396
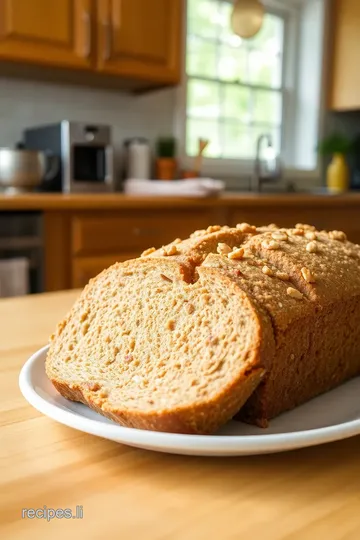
103;18;112;60
132;227;162;237
112;0;122;30
82;10;91;58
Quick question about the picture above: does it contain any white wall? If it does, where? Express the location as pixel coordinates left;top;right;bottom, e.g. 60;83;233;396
0;77;176;183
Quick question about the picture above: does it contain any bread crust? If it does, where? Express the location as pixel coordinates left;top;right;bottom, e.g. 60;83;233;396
50;366;265;434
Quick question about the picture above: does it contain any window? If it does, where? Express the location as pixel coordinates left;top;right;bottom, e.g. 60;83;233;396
185;0;285;160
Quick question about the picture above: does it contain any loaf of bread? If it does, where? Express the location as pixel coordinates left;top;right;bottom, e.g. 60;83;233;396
46;223;360;433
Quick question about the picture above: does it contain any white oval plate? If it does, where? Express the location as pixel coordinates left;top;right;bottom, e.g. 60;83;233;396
19;346;360;456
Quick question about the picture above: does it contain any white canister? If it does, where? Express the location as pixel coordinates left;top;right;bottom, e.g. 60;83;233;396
0;257;29;297
124;138;151;180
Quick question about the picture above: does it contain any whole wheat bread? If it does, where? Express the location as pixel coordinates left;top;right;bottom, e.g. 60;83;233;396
46;223;360;432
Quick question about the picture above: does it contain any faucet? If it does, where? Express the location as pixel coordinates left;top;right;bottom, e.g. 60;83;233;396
252;133;281;192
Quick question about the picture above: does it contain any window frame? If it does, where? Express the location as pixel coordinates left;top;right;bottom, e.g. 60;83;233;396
174;0;322;184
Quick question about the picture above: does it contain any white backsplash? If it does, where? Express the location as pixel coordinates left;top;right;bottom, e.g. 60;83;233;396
0;77;176;185
0;76;323;191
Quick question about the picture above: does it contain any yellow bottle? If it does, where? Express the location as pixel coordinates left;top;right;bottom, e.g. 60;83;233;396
326;153;350;193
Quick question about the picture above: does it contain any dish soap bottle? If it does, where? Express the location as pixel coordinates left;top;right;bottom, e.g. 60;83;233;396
326;153;349;193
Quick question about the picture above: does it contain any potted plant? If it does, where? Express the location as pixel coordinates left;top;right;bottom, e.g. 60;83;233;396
155;136;177;181
317;133;353;193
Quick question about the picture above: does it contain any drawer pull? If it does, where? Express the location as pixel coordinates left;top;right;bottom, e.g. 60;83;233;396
82;10;91;58
132;227;161;236
103;18;112;60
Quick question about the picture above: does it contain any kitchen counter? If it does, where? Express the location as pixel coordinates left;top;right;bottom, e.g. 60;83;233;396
1;290;360;540
1;191;360;210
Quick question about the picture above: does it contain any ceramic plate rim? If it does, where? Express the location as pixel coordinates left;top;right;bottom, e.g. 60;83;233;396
19;346;360;456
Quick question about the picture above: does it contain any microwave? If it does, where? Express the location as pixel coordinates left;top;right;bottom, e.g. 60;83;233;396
24;121;114;193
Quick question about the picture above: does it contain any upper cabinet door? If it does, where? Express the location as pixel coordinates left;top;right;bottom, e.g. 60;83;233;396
0;0;93;69
97;0;183;84
330;0;360;110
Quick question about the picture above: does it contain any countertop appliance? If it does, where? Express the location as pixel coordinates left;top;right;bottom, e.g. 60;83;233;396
24;121;114;193
0;146;59;194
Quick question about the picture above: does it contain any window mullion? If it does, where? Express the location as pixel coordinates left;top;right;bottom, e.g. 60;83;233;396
188;73;283;93
216;0;224;158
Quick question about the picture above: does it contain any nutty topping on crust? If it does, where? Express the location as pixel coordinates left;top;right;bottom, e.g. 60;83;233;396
236;223;257;233
329;230;347;242
305;231;317;241
296;223;316;231
287;287;303;300
271;232;288;241
206;225;222;233
161;245;178;256
301;267;316;283
228;247;245;260
217;243;232;255
262;240;280;250
276;272;290;281
306;241;318;253
262;265;274;276
291;228;304;236
141;247;156;257
190;229;206;238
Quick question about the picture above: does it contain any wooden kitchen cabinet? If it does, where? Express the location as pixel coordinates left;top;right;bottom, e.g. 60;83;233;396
0;0;183;89
330;0;360;110
71;209;217;256
0;0;92;70
96;0;182;84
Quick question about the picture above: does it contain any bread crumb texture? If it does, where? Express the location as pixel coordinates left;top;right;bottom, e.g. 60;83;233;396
47;224;360;433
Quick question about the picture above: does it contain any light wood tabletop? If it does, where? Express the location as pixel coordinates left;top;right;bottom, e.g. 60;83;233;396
1;291;360;540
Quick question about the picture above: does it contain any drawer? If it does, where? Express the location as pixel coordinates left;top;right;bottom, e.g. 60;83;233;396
72;253;139;289
71;210;219;256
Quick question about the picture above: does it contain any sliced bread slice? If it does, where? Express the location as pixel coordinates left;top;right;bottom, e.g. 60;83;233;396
46;257;272;434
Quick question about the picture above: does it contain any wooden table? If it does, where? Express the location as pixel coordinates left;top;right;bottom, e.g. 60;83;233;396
1;291;360;540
